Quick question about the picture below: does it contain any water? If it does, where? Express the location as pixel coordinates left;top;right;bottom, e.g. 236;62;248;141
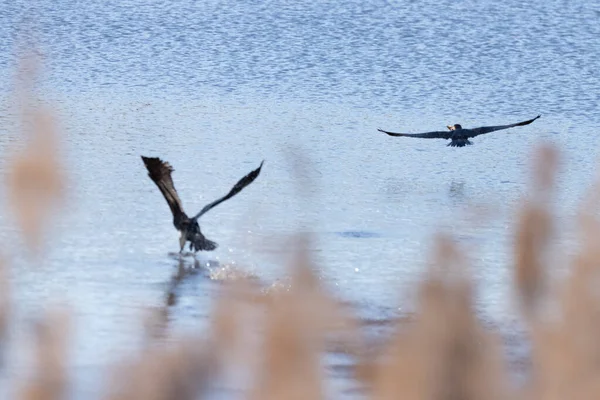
1;0;599;397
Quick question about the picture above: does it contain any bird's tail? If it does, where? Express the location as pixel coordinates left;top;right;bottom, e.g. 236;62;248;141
190;234;218;252
448;139;473;147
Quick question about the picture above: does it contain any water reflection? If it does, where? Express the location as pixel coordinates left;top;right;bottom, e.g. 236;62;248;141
145;255;215;341
165;256;202;307
448;180;466;202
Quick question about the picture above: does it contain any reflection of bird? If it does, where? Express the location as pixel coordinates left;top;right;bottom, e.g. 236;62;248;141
378;115;540;147
141;156;264;253
448;181;466;200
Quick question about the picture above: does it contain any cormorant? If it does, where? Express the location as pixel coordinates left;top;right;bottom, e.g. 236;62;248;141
141;156;264;253
377;115;541;147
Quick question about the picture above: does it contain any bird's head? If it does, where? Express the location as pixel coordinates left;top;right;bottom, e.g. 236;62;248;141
447;124;462;131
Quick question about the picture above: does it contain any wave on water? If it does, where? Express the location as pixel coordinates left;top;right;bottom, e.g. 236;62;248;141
335;231;381;239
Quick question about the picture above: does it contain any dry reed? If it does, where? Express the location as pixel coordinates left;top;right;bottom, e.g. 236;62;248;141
0;256;8;367
6;54;65;255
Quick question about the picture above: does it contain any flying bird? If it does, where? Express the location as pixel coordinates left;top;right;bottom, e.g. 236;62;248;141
377;115;541;147
141;156;264;253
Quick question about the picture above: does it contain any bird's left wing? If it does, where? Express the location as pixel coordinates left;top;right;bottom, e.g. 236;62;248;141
467;115;541;138
377;128;451;139
193;160;264;220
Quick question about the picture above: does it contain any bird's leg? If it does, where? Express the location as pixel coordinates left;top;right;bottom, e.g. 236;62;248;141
179;231;186;253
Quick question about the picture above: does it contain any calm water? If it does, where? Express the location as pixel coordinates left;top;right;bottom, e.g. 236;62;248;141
1;0;600;397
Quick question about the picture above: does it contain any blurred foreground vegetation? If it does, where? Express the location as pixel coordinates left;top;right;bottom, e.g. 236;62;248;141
2;58;600;400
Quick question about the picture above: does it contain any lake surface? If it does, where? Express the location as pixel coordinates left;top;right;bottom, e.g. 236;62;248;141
1;0;599;397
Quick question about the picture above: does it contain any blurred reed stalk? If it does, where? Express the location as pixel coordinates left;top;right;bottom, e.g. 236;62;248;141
5;52;65;256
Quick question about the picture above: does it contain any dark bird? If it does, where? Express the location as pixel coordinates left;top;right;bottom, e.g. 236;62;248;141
141;156;264;253
377;115;541;147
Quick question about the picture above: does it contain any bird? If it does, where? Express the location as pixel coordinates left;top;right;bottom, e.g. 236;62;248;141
141;156;264;253
377;115;541;147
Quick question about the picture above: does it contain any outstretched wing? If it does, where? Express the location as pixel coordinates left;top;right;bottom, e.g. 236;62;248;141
377;128;451;139
193;160;264;220
141;156;187;221
468;115;541;138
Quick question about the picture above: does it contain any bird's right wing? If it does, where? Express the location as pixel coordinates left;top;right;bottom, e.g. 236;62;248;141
193;160;264;220
467;115;541;138
377;128;452;139
141;156;187;221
